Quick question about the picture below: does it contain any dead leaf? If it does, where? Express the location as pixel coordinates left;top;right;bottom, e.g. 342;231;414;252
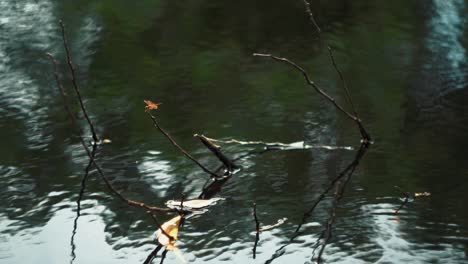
414;192;431;197
259;217;287;232
166;198;224;210
156;215;182;251
144;100;162;112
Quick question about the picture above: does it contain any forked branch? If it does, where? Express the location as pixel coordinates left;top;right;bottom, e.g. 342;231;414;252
253;53;370;143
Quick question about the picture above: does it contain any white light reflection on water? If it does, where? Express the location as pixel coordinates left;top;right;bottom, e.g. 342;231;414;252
0;0;103;150
0;0;56;150
427;0;466;71
0;204;150;264
365;203;464;264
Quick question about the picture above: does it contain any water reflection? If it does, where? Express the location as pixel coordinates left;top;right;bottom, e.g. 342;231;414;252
1;0;467;263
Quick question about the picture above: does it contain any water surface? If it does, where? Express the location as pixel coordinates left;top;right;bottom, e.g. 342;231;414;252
0;1;467;263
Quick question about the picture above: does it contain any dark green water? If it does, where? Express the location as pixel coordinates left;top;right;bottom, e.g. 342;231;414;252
0;1;467;263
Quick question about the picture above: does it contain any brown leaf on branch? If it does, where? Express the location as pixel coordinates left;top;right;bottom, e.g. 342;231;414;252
144;100;162;112
156;215;182;251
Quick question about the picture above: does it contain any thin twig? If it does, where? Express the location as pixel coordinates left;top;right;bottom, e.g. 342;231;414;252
264;143;368;264
296;144;367;233
46;53;91;155
146;112;219;178
303;0;322;38
253;203;260;259
143;245;162;264
47;53;98;264
394;186;411;214
253;54;371;144
59;20;98;143
159;250;168;264
315;165;357;263
253;53;357;121
327;46;358;119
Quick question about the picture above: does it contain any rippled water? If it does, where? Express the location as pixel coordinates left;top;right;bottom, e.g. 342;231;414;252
0;1;467;263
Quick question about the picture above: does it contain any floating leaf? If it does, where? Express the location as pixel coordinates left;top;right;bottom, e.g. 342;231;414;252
166;198;224;210
156;215;182;251
144;100;162;112
259;217;287;232
414;192;431;197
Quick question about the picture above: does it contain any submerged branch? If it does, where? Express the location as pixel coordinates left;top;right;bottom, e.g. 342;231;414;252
265;143;368;263
143;245;162;264
253;203;260;259
47;52;98;263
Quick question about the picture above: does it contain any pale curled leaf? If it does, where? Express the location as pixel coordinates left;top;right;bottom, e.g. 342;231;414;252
259;217;288;232
166;198;225;209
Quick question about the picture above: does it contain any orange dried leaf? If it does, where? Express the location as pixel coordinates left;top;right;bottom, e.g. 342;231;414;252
144;100;162;112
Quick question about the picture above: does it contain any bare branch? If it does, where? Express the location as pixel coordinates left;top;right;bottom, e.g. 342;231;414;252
47;53;171;213
146;112;219;178
143;245;162;264
253;53;371;144
327;46;359;118
59;20;98;143
194;134;237;172
303;0;322;36
253;53;357;120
